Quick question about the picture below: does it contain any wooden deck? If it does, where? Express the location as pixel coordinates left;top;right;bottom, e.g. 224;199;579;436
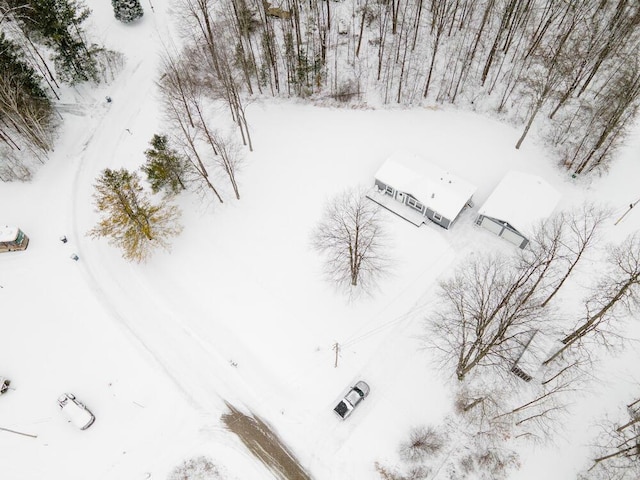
366;190;426;227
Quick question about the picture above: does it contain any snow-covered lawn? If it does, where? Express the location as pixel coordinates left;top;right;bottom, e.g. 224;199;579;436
1;3;640;480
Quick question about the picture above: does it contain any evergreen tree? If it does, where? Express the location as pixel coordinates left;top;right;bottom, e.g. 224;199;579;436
0;33;48;100
5;0;100;84
89;168;182;262
111;0;143;23
141;134;190;197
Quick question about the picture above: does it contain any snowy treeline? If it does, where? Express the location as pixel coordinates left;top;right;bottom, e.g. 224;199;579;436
2;0;639;180
0;0;121;179
186;0;640;174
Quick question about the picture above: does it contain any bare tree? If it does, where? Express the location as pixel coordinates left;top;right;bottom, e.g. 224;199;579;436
178;0;253;149
167;455;226;479
209;131;243;199
427;253;553;381
158;50;224;203
545;233;640;365
312;187;390;295
514;15;575;150
497;359;587;442
540;204;610;307
579;395;640;480
0;69;54;153
399;425;447;463
452;350;589;446
377;411;520;480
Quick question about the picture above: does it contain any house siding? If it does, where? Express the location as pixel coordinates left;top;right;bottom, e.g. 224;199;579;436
425;207;451;229
375;180;455;229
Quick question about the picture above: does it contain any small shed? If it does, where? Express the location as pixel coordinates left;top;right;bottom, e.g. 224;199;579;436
371;151;477;229
510;330;553;382
476;171;561;249
0;226;29;252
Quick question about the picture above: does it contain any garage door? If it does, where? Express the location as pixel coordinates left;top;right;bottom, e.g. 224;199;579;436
501;227;526;247
480;216;526;248
480;216;504;235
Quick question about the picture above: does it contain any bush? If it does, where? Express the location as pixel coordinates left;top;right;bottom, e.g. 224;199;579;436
399;426;447;463
167;456;224;480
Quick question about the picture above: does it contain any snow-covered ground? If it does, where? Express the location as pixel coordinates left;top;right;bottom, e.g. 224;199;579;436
1;3;640;480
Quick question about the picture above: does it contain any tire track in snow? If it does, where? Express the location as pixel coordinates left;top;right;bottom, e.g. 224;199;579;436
65;14;306;479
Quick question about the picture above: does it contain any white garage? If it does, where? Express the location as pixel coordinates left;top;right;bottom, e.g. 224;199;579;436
476;171;561;249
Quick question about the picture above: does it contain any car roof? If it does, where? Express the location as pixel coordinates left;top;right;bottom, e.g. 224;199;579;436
353;381;370;397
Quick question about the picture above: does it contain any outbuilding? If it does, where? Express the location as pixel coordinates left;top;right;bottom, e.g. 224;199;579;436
370;151;477;229
0;226;29;252
510;330;554;382
476;171;561;249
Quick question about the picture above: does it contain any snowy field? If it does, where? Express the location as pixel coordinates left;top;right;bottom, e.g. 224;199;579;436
1;3;640;480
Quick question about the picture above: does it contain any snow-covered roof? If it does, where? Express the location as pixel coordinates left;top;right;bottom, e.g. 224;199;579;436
478;171;561;236
0;226;19;242
375;151;477;220
60;397;94;429
513;330;555;378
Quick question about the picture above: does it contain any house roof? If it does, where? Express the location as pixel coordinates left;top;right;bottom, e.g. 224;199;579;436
478;171;561;237
0;226;19;243
374;151;477;220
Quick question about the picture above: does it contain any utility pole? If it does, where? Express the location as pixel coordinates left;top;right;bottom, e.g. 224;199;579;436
614;197;640;226
332;342;340;368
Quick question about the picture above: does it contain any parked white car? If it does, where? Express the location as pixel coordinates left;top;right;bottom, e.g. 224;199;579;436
58;393;95;430
333;381;370;419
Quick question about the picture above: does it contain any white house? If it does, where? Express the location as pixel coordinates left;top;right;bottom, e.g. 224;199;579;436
371;151;477;229
476;171;561;248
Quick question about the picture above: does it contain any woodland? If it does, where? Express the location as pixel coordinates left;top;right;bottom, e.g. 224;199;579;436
1;0;639;181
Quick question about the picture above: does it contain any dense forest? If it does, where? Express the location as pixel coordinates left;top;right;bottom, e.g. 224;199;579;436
1;0;639;178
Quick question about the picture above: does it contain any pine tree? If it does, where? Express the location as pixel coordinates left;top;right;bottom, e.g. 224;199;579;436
5;0;100;84
111;0;144;23
89;168;182;262
0;33;48;100
141;134;190;197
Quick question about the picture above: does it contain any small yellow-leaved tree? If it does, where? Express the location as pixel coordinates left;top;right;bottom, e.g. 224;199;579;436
89;167;182;262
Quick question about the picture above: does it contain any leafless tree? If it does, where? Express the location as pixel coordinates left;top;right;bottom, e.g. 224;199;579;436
426;253;553;381
514;11;576;150
545;233;640;365
0;148;31;181
422;0;457;99
209;130;243;200
378;409;521;480
453;351;589;445
578;395;640;480
540;204;610;307
311;187;390;295
158;49;224;203
0;70;54;154
178;0;253;150
399;425;447;463
167;455;226;479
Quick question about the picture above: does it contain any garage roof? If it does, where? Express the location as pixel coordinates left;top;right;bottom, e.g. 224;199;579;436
478;171;561;236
